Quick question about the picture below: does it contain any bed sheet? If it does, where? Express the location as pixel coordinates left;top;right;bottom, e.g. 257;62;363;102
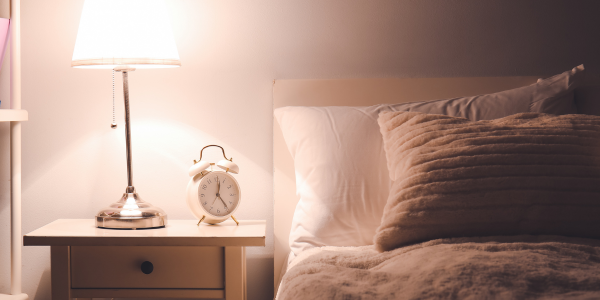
276;235;600;300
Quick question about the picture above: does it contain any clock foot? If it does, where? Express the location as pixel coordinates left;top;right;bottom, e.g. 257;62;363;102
231;215;239;226
197;215;206;226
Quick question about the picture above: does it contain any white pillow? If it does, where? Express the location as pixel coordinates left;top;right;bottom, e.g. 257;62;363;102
274;65;584;257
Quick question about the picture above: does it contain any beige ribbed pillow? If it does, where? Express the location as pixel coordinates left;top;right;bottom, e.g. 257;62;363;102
375;112;600;252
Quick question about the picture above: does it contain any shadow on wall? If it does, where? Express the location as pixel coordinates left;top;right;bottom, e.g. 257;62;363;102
576;72;600;116
33;269;51;300
247;256;274;300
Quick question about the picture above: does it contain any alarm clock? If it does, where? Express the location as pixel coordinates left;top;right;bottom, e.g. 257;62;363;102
186;145;241;225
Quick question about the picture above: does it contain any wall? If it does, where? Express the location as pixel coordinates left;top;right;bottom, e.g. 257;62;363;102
0;0;599;299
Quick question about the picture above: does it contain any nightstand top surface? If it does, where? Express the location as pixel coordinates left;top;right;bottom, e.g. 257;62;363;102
24;219;266;247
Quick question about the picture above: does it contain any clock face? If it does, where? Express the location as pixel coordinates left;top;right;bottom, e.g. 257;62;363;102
197;171;240;217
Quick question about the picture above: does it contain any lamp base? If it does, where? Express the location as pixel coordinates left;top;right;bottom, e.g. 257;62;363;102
95;192;167;229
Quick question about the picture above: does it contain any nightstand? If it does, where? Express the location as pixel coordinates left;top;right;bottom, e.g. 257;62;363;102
24;219;266;300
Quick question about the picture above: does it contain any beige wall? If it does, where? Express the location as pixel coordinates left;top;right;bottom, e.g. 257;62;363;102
0;0;599;299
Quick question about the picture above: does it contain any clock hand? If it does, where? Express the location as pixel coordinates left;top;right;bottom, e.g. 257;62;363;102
211;175;221;205
218;196;229;210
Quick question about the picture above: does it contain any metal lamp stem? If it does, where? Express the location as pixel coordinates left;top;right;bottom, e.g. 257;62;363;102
122;70;134;193
94;67;167;229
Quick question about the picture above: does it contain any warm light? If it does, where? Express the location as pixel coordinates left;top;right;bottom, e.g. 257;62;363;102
71;0;181;69
121;194;143;217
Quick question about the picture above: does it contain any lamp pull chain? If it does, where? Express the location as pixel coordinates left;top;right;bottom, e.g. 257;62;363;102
111;70;117;129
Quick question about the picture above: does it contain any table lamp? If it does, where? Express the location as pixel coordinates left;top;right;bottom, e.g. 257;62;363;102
71;0;180;229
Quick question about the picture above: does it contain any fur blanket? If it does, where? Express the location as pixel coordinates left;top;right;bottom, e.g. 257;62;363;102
277;235;600;300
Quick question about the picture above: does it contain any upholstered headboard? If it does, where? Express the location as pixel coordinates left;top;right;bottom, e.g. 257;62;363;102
272;76;542;291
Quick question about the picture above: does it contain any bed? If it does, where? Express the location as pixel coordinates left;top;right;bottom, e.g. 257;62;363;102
273;67;600;299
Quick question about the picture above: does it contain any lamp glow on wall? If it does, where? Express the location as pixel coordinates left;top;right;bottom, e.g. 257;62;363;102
72;0;181;229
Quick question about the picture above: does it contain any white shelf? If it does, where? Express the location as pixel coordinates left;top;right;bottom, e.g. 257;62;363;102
4;0;26;298
0;109;27;122
0;293;28;300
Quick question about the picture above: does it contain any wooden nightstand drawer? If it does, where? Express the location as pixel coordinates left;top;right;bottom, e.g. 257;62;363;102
70;246;224;289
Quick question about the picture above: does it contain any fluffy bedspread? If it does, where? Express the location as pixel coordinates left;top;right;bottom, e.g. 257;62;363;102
277;235;600;300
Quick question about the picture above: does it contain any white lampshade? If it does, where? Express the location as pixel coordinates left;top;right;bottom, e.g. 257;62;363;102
72;0;181;69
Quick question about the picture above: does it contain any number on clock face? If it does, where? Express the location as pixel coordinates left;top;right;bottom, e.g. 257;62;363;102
197;171;240;217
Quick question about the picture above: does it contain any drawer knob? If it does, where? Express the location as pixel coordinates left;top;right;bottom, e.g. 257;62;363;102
141;261;153;274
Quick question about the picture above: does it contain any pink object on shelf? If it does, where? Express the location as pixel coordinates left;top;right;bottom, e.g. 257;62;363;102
0;18;9;71
0;18;9;108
